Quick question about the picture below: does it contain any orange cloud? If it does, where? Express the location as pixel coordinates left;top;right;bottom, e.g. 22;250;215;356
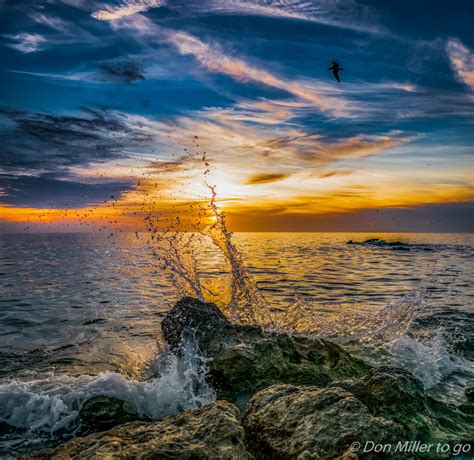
245;173;290;185
446;38;474;90
92;1;166;21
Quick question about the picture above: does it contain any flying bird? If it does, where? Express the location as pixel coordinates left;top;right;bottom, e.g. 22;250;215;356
329;61;343;82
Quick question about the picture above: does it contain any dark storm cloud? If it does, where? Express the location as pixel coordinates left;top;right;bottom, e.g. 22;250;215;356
96;60;145;84
0;108;153;173
0;173;133;208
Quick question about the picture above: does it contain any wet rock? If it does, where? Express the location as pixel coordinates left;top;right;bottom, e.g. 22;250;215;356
459;387;474;414
0;421;16;436
332;367;474;444
161;297;370;400
24;400;253;460
465;387;474;403
77;395;139;434
242;384;406;459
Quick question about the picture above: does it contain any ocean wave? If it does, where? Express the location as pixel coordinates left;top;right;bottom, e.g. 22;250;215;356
0;337;215;455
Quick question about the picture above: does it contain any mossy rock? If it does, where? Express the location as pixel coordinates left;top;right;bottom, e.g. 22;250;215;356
161;297;371;402
77;395;139;434
24;401;253;460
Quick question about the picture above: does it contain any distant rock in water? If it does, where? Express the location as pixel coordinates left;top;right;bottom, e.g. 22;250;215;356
346;238;434;251
23;401;252;460
161;297;370;401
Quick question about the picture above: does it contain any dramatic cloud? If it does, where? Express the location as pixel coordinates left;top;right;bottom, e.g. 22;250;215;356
165;30;350;115
0;174;133;208
92;0;166;21
245;173;290;185
107;16;351;116
1;1;472;231
446;38;474;90
4;33;46;53
0;108;154;173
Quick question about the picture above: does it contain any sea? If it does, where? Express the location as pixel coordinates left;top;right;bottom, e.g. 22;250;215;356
0;231;473;456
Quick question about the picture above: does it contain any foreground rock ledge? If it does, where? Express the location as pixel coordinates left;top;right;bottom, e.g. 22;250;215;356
243;368;474;459
161;297;370;400
23;401;252;460
243;384;406;459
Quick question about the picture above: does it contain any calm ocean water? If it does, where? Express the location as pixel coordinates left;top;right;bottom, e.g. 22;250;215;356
0;232;473;455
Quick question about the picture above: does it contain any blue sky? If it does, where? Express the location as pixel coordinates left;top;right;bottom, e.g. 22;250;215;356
0;0;473;231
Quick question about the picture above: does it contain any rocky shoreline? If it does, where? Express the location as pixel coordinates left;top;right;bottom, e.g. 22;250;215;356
22;297;474;459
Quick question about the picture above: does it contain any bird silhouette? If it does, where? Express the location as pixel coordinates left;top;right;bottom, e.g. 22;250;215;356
329;61;343;82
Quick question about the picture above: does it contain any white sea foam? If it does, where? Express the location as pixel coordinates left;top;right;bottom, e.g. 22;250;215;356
389;331;469;389
0;337;215;435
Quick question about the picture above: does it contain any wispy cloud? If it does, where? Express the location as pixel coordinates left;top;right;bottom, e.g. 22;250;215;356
245;172;290;185
31;13;69;32
4;33;46;53
301;132;415;163
169;31;348;113
316;169;355;179
446;38;474;90
8;59;146;85
92;0;167;21
105;15;351;116
167;0;388;36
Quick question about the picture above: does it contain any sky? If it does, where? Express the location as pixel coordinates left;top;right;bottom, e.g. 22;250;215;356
0;0;473;232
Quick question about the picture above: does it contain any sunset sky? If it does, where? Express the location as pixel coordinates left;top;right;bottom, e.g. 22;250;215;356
0;0;473;232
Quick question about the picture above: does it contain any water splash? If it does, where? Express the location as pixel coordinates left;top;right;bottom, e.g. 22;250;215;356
0;336;215;442
388;330;467;390
139;181;274;327
201;184;273;326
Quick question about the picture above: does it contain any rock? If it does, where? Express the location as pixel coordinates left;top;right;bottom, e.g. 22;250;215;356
23;400;253;460
161;297;370;400
331;366;425;418
242;369;474;459
242;384;406;459
465;387;474;403
459;387;474;414
0;421;16;436
331;367;474;445
77;396;139;434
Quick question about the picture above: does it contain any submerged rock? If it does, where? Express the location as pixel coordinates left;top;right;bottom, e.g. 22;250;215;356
24;400;253;460
77;395;139;434
161;297;370;400
242;384;406;459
